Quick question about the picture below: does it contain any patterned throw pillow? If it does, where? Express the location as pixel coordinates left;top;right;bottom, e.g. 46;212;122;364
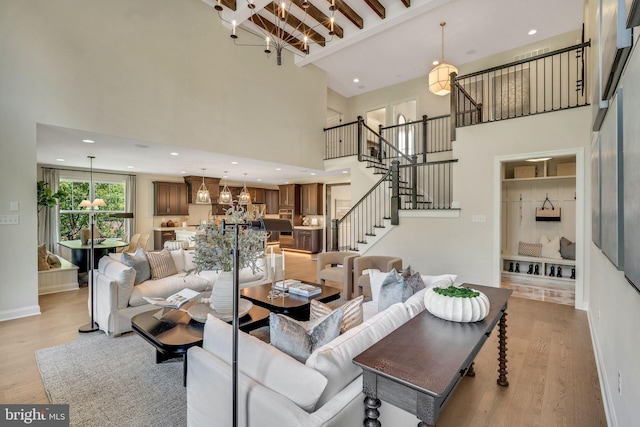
310;295;364;334
560;237;576;260
378;269;413;312
146;249;178;280
270;309;344;363
406;272;426;294
518;241;543;257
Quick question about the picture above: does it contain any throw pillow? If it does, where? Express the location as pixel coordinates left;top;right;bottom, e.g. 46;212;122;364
310;295;364;334
406;271;426;294
47;253;61;269
146;249;178;280
121;252;151;285
421;274;457;288
37;244;50;271
560;237;576;260
369;270;389;302
518;241;542;257
539;235;562;259
400;265;414;279
270;309;344;363
378;269;413;312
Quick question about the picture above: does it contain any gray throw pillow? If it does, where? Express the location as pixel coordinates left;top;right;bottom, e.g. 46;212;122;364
406;271;426;294
400;265;414;279
560;237;576;260
378;269;413;312
121;252;151;285
270;308;344;363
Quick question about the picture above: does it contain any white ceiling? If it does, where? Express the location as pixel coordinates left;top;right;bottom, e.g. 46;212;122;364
37;0;584;185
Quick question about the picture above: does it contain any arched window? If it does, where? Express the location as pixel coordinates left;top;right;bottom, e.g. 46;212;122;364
397;114;414;155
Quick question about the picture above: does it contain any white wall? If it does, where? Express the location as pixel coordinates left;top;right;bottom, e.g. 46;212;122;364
0;0;328;321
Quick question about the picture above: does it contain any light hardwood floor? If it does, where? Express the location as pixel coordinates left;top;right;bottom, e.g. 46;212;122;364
0;251;607;426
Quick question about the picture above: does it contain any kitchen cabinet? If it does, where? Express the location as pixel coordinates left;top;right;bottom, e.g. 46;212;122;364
301;183;323;215
278;184;300;208
292;228;322;253
154;182;188;216
249;187;265;204
154;229;176;250
265;189;279;214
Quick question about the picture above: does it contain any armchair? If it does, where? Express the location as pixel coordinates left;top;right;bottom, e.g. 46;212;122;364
316;251;360;299
353;256;402;298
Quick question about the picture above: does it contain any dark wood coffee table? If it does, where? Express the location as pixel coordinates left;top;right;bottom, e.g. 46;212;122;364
241;281;342;320
131;301;270;385
353;284;512;427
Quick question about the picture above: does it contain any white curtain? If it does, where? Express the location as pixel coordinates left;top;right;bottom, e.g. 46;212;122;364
126;174;137;236
41;168;60;254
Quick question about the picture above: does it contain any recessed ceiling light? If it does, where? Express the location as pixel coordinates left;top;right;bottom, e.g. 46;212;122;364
180;171;187;174
353;78;359;83
231;161;238;165
310;172;316;176
170;152;179;156
82;139;95;143
342;170;348;174
257;178;262;181
56;158;65;162
276;168;282;171
528;29;537;35
127;166;134;169
526;157;551;162
433;60;439;66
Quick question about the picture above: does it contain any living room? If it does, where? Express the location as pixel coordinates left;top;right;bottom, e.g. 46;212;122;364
1;0;639;426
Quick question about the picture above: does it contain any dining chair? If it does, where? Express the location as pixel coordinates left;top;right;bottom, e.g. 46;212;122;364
121;233;141;253
136;234;150;252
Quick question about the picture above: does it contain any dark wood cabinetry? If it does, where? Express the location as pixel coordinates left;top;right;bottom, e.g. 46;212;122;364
278;184;300;208
265;189;279;214
292;228;322;253
154;229;176;250
250;187;265;204
301;183;323;215
154;182;188;216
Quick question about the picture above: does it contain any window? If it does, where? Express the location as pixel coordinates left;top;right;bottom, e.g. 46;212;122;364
58;178;127;241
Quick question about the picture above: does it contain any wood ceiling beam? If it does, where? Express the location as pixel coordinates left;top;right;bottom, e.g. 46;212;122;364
363;0;385;19
289;0;344;38
264;3;326;46
400;0;410;7
249;14;308;53
329;0;364;29
218;0;237;11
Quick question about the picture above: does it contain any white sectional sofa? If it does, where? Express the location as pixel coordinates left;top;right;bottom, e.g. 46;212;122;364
92;248;280;336
186;281;448;427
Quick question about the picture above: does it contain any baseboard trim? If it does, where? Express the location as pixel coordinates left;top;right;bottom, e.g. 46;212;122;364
587;309;616;427
0;304;41;322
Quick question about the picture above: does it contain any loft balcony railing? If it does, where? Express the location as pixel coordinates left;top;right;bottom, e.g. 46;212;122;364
451;41;590;138
330;158;458;252
324;115;451;162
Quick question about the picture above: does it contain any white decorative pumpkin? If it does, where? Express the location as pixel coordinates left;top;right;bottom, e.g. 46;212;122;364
424;286;490;322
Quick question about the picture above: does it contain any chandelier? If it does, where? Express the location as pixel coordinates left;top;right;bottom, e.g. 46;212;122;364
428;22;458;96
212;0;337;65
196;168;212;204
218;171;233;205
238;173;252;205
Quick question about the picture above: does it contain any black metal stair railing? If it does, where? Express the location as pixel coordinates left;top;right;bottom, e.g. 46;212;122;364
451;41;590;139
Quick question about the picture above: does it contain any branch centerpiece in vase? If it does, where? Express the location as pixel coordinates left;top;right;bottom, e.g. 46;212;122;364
189;206;268;321
424;285;490;322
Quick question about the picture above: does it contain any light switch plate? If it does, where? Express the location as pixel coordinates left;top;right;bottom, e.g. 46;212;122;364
10;202;19;211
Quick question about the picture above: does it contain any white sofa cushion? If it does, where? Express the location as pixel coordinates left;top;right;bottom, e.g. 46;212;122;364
403;287;427;318
98;257;136;309
306;302;411;408
128;272;211;306
169;248;185;272
203;314;328;412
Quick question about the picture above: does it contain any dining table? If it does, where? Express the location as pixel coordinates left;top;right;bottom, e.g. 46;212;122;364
58;239;128;273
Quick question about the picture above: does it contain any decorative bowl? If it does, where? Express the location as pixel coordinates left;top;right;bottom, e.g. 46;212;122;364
424;286;490;322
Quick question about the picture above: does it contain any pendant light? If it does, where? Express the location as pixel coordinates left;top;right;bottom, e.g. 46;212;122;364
238;173;251;205
218;171;233;205
428;22;458;96
195;168;212;204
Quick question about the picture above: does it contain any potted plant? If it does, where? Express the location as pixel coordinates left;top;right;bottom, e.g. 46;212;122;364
190;206;268;317
37;181;65;243
424;285;490;322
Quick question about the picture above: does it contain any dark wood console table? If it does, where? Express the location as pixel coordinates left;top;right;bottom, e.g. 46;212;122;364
353;284;512;427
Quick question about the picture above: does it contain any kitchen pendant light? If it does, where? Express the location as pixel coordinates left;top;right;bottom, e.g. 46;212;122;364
238;173;251;205
195;168;212;204
428;22;458;96
218;171;233;205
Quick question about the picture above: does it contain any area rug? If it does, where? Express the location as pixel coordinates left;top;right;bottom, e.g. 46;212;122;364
36;333;186;427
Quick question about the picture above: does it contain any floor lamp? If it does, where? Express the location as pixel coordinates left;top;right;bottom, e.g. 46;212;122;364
79;155;106;333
